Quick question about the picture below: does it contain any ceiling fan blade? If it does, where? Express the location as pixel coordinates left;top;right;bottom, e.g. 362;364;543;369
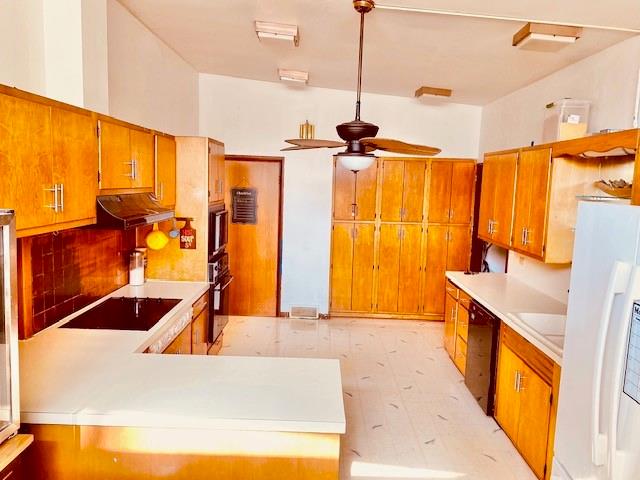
280;145;320;151
360;137;441;156
285;139;346;148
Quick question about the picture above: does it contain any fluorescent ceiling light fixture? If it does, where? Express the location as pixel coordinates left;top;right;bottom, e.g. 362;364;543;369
513;23;582;52
415;86;452;98
278;69;308;84
255;21;299;46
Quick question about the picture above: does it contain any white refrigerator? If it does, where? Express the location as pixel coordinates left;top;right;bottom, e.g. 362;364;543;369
553;201;640;479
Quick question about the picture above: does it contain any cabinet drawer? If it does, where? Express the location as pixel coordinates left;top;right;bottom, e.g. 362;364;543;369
445;280;459;300
454;336;467;375
192;290;209;318
209;333;223;355
459;290;472;310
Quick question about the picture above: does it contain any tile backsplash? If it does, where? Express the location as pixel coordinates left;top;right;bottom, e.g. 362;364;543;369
26;228;136;335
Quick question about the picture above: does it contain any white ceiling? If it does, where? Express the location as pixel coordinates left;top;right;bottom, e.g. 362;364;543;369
117;0;640;105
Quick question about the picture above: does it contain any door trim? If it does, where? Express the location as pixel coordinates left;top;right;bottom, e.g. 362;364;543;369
225;155;285;316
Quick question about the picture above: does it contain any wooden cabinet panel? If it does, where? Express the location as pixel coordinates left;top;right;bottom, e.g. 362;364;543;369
447;225;471;271
495;343;522;443
398;225;422;313
450;162;475;224
0;94;55;231
478;156;497;240
524;149;551;258
376;224;401;312
130;129;154;189
517;363;552;479
456;304;469;342
208;140;225;204
163;323;192;355
155;136;177;207
355;160;377;220
444;293;457;358
99;121;132;190
333;160;356;220
401;161;425;222
492;153;518;247
352;224;375;311
51;108;98;225
454;335;467;375
191;307;209;355
330;224;354;311
512;152;532;252
380;161;404;221
423;225;448;314
428;161;452;223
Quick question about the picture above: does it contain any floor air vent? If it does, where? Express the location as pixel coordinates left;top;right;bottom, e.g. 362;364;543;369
290;306;319;319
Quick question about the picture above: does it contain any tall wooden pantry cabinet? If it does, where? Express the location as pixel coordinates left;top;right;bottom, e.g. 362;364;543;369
329;157;476;320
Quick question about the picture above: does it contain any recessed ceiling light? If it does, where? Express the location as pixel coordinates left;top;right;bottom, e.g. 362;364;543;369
513;23;582;52
255;21;299;46
279;69;308;85
415;86;452;98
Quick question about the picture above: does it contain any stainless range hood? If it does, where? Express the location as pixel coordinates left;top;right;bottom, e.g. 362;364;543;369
96;193;174;229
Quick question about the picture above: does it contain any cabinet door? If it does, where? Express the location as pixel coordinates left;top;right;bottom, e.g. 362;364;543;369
130;129;154;189
401;160;426;222
155;135;177;207
492;152;518;247
380;160;404;221
333;159;356;220
443;293;457;358
456;304;469;342
0;94;55;231
191;306;209;355
398;225;422;313
330;224;354;311
478;156;497;240
423;225;448;315
354;160;378;220
454;336;467;375
208;140;217;204
495;343;522;443
376;224;401;312
428;161;452;223
99;121;132;190
52;108;98;224
512;152;532;252
163;323;192;355
450;162;475;224
517;364;552;479
352;224;375;312
447;225;471;271
523;149;551;258
215;145;225;203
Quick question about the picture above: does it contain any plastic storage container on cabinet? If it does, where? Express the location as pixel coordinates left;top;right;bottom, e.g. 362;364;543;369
542;99;590;142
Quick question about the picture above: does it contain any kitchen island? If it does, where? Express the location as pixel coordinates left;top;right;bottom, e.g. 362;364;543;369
19;281;345;480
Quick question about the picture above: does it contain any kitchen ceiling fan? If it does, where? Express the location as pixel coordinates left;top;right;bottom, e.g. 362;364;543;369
281;0;441;171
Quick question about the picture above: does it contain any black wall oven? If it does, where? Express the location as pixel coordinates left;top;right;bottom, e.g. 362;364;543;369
208;251;232;343
208;205;228;257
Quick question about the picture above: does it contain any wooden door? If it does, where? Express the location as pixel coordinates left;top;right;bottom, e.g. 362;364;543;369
354;161;378;220
352;223;375;312
478;156;497;240
226;159;281;316
443;293;457;358
191;306;209;355
0;94;55;232
517;365;552;479
495;343;522;443
428;161;452;223
332;160;356;220
401;161;426;222
99;121;132;190
330;223;354;311
130;129;154;189
423;225;448;314
523;149;551;258
449;162;475;224
163;323;192;355
491;152;518;247
398;225;423;313
380;160;404;221
446;225;471;271
377;224;401;313
155;136;177;207
51;108;98;225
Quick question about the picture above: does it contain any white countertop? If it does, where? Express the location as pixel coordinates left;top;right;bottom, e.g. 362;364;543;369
446;272;567;364
19;280;346;434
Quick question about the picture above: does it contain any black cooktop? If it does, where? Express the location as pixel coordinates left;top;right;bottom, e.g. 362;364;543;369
60;297;181;331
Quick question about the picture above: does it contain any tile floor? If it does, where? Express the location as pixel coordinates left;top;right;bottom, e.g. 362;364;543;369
220;316;536;480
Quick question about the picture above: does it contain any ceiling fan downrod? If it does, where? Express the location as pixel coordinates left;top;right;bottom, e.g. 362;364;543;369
353;0;374;121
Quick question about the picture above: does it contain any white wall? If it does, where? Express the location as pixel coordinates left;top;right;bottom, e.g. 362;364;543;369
81;0;109;113
106;0;198;135
479;35;640;303
199;73;482;313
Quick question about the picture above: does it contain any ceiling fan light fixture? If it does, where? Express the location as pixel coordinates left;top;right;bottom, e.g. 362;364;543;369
336;152;376;172
255;21;299;46
513;23;582;52
279;69;309;85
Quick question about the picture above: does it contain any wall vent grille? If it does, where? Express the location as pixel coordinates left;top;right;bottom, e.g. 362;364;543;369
290;306;319;319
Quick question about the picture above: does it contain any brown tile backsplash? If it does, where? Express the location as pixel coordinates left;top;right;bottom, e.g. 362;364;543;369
25;228;136;335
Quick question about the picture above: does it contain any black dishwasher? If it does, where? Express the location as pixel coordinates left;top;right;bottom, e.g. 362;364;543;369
465;300;500;415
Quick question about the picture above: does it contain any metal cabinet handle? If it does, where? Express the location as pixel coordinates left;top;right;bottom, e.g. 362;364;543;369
133;159;138;180
58;183;64;212
351;204;356;217
492;221;498;234
523;228;530;246
518;373;526;391
45;184;59;212
449;209;454;220
514;371;520;391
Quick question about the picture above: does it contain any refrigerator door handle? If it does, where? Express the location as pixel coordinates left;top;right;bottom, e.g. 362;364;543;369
592;260;632;466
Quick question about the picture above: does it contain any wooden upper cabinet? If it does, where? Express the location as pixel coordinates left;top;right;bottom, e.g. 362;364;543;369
51;107;99;225
428;161;452;223
380;160;404;221
330;223;354;311
208;139;225;204
354;161;377;220
401;161;426;222
155;135;177;207
450;162;475;224
130;129;154;189
333;159;377;221
99;121;132;190
447;224;471;271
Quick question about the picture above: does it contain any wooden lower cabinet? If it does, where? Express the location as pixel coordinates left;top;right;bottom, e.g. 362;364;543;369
191;307;208;355
163;323;192;355
443;292;457;358
442;279;469;376
495;325;557;479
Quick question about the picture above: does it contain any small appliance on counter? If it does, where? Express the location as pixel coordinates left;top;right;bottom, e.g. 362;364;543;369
129;250;145;286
